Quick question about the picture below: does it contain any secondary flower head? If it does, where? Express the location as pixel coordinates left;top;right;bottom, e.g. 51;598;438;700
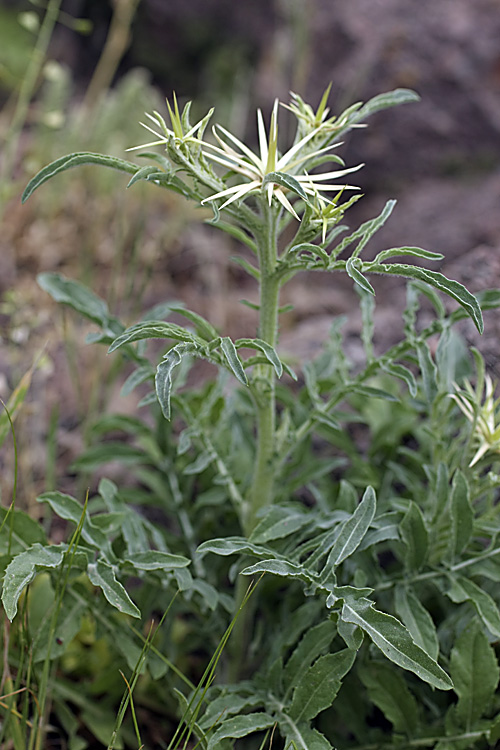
198;97;363;219
450;375;500;466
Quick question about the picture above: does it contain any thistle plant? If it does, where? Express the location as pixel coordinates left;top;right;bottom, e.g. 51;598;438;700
11;87;500;749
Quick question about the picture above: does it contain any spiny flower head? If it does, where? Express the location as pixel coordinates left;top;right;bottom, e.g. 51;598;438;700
450;375;500;466
199;97;363;219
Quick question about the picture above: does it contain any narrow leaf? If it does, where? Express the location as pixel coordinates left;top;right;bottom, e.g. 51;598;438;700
447;577;500;638
284;620;337;693
236;338;283;378
341;597;452;690
155;347;183;420
399;501;428;571
124;550;190;571
365;262;483;333
351;89;420;124
23;152;139;202
108;321;196;352
263;171;308;200
220;337;248;385
346;258;375;295
449;471;473;558
241;559;316;585
37;491;109;551
380;361;417;398
197;537;280;559
324;486;376;568
373;246;443;264
38;273;110;327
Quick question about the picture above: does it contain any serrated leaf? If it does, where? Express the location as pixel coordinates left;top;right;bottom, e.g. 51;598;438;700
23;152;139;202
450;620;499;729
207;713;275;750
346;258;375;295
323;486;376;569
400;501;428;570
394;587;439;660
220;337;248;385
449;471;473;558
359;661;419;735
289;650;356;721
124;550;190;571
2;543;67;621
447;577;500;638
87;559;140;618
365;262;483;333
341;597;452;690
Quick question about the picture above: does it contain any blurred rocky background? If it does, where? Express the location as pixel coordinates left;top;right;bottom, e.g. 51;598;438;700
1;0;500;498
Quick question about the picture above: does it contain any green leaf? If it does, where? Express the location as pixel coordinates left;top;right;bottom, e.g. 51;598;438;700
380;361;417;398
416;340;438;404
241;559;317;585
155;345;185;420
220;337;248;385
236;338;283;378
108;321;196;352
351;89;420;124
0;506;46;555
341;597;452;690
289;649;356;721
447;577;500;638
394;587;439;660
359;661;419;735
399;501;428;571
283;620;337;695
373;246;443;264
87;559;140;618
37;492;109;551
346;258;375;295
22;152;139;203
168;306;219;342
197;537;280;560
364;262;483;333
332;200;396;260
249;506;310;544
38;273;111;328
450;619;499;729
263;171;308;201
124;550;190;571
207;713;275;750
323;486;376;569
284;724;334;750
126;164;160;187
2;543;67;621
448;471;473;559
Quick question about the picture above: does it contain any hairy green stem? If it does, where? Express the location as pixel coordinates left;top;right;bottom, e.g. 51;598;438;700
244;203;281;535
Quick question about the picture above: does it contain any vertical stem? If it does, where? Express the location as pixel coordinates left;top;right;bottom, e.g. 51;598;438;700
245;203;281;535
